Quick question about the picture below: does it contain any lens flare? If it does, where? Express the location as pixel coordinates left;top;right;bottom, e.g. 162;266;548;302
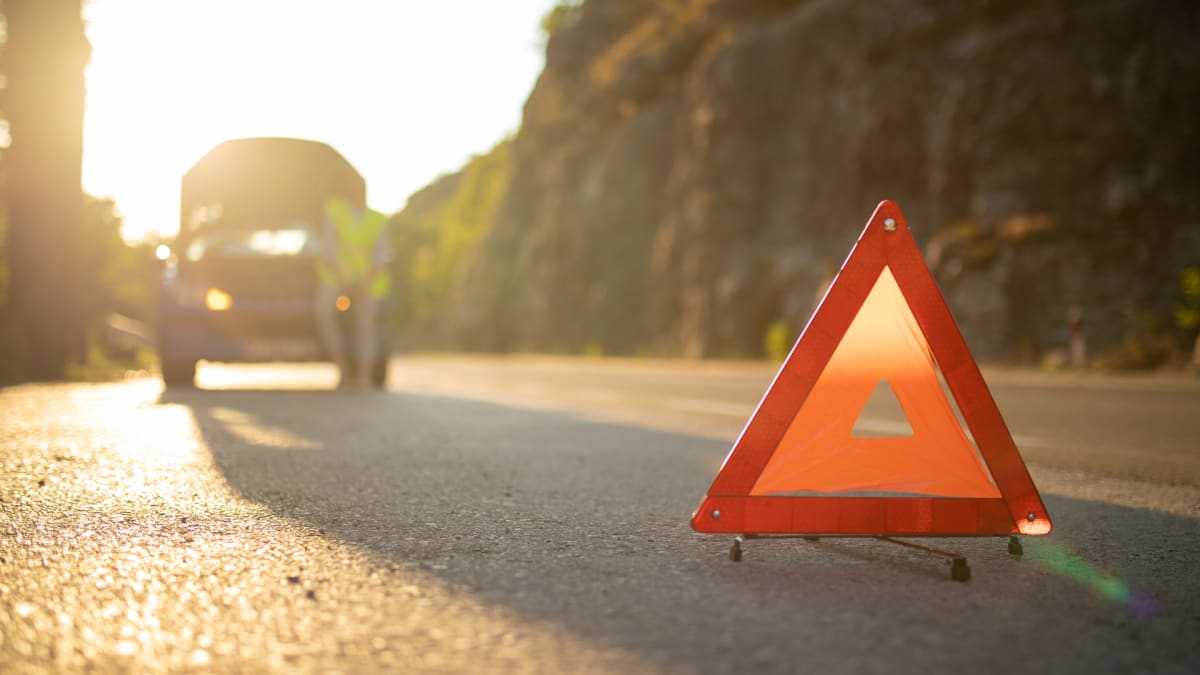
1032;543;1158;618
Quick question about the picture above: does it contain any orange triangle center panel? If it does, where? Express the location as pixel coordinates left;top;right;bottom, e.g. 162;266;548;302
692;201;1051;537
751;267;999;499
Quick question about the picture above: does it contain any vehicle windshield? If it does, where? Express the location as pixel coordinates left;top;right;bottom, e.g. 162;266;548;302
184;227;315;261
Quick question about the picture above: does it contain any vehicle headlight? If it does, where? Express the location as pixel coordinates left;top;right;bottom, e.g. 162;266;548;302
205;287;233;311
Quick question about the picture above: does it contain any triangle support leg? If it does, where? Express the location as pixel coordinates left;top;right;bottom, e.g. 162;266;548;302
1008;535;1024;556
875;536;971;582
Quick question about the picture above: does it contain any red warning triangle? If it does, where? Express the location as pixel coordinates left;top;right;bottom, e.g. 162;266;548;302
692;201;1051;537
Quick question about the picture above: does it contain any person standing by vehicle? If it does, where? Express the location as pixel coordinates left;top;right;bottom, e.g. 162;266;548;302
314;197;391;389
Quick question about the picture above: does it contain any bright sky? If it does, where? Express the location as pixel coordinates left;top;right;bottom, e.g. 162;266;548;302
82;0;556;241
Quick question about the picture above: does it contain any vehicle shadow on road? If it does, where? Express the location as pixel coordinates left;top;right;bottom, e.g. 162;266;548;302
161;386;1200;673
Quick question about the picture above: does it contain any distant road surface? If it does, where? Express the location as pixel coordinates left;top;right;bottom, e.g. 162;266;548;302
390;355;1200;487
1;355;1197;673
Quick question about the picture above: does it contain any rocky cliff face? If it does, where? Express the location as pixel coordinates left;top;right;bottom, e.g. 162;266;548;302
437;0;1199;362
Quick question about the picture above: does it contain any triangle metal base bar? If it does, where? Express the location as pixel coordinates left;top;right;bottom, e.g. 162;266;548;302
727;534;1025;582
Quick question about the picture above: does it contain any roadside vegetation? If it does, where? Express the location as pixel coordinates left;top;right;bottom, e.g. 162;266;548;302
0;1;153;383
387;139;511;349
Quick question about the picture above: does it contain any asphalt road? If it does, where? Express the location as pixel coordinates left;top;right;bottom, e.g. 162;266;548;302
2;356;1198;673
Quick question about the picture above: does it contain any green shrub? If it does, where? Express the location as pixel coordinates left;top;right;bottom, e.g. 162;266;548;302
763;320;793;362
1175;267;1200;331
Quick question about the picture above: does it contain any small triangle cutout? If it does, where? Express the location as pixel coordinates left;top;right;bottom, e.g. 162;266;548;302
851;379;914;438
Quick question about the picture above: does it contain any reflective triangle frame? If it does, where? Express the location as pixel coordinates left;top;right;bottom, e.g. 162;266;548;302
691;201;1051;537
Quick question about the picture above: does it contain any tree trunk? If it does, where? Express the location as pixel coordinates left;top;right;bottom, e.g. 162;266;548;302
2;0;91;380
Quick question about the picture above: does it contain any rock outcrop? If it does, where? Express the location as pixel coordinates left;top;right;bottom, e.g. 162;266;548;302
418;0;1200;362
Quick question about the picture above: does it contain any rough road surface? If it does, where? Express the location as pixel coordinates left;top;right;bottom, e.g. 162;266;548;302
2;356;1198;674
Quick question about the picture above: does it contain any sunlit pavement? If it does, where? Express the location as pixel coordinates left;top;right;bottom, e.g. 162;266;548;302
1;357;1198;673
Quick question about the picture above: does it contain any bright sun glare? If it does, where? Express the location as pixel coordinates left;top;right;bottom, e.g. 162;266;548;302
82;0;555;241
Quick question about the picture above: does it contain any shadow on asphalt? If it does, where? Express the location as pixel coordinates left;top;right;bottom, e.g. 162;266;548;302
159;386;1200;673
